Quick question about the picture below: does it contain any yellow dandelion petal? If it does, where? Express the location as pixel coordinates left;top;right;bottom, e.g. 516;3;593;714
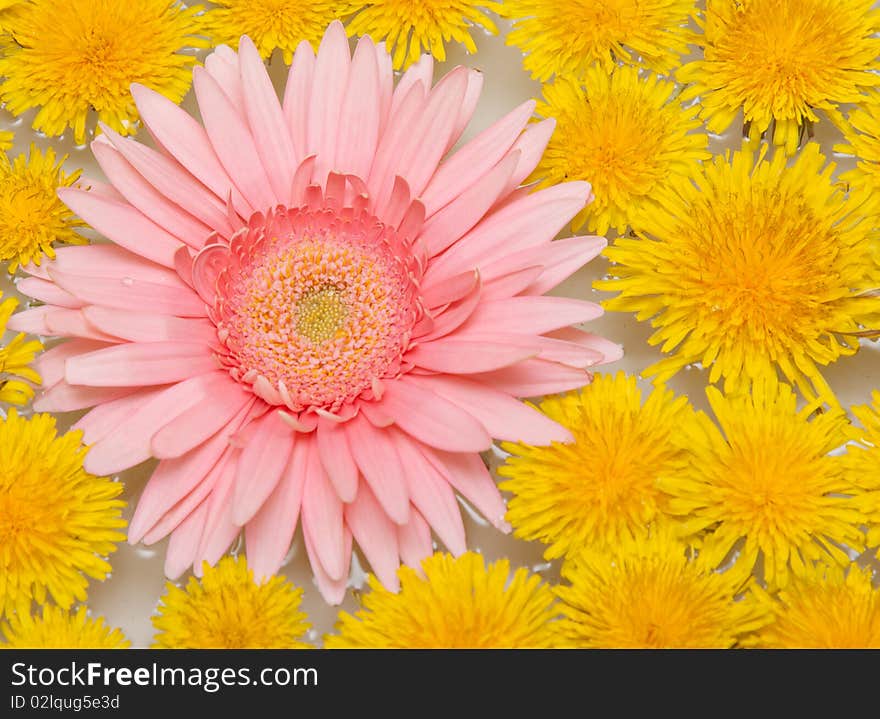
660;382;865;589
746;563;880;648
0;410;126;620
498;372;700;561
1;605;129;648
836;91;880;201
554;525;771;648
679;0;880;156
152;556;311;649
341;0;502;70
533;66;710;235
0;131;12;152
325;552;558;648
843;391;880;551
502;0;695;81
597;144;880;402
0;145;85;274
203;0;341;63
0;0;207;145
1;292;42;406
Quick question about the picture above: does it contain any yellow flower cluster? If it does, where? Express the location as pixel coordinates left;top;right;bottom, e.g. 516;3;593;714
2;0;880;651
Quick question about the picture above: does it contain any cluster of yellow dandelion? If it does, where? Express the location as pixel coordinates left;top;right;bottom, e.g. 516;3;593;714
3;0;880;652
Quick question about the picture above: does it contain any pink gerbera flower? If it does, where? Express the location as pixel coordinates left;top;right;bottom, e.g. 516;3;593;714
10;22;618;603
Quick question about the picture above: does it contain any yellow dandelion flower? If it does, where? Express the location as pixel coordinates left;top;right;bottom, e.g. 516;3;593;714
498;372;700;561
0;410;126;620
1;605;129;648
679;0;880;156
0;131;13;152
1;292;41;406
0;0;206;145
341;0;501;70
326;552;558;648
554;525;771;648
0;146;85;273
203;0;341;63
596;145;880;402
660;382;865;589
533;66;709;235
843;391;880;551
746;563;880;648
502;0;695;81
152;556;311;649
836;91;880;198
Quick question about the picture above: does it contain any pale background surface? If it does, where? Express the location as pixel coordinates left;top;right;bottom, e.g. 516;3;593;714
2;16;879;648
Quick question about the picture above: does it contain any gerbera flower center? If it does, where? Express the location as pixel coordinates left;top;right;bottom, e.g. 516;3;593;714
208;206;421;412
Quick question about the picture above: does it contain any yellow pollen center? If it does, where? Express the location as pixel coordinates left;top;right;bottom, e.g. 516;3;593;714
295;285;349;343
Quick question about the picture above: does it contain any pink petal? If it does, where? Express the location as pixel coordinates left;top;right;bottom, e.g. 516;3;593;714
396;508;434;570
368;81;425;213
547;327;624;364
456;296;602;337
391;431;467;555
420;151;519;257
165;502;208;579
194;456;241;573
406;374;571;444
426;448;510;532
282;40;315;161
300;435;346;580
416;286;483;341
44;308;118;342
74;387;165;445
205;45;244;113
420;100;535;216
233;411;295;526
38;244;184;286
390;54;432;117
65;341;217;387
335;36;380;180
499;118;556;198
407;337;535;374
315;418;359;502
129;409;249;544
424;181;591;283
57;188;182;268
446;69;483;152
34;339;113;388
131;83;253;218
420;268;479;310
48;268;206;318
344;483;401;591
33;382;136;413
82;307;217;345
345;413;410;525
239;36;297;201
479;266;543;301
83;372;231;475
92;139;213;247
470;358;592;397
16;277;84;308
388;66;468;201
150;384;254;459
481;235;606;293
374;43;393;136
193;66;277;211
304;523;351;605
378;377;491;452
142;453;229;545
101;124;238;238
307;21;350;184
7;306;54;336
245;440;308;580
